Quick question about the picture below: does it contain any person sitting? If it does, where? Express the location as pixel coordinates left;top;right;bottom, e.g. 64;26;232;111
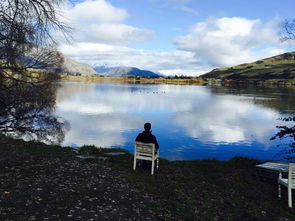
135;122;159;168
135;122;159;151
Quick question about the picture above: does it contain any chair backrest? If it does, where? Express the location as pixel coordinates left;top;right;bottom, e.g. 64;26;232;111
135;142;155;157
288;163;295;187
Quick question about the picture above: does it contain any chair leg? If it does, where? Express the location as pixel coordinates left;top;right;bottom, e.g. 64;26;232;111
278;183;281;198
156;158;159;170
288;188;292;208
133;157;136;171
151;160;155;175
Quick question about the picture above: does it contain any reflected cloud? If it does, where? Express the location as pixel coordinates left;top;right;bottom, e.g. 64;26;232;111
56;82;96;102
56;83;213;148
58;101;114;115
56;111;143;147
174;94;279;145
55;82;284;159
57;83;211;114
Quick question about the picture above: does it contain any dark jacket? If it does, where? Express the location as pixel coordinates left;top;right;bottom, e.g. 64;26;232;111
135;131;159;150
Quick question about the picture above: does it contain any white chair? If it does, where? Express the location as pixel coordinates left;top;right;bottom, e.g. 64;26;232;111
133;141;159;175
278;163;295;208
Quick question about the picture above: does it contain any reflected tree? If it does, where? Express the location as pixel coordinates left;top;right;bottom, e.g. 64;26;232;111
0;75;69;144
271;117;295;159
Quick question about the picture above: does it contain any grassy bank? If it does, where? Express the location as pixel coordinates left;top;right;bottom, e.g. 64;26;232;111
1;135;295;220
60;75;207;86
60;75;295;89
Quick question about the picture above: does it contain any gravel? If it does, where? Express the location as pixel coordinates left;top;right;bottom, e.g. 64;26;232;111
0;151;157;220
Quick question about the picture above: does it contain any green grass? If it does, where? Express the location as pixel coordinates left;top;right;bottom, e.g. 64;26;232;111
106;157;295;220
202;52;295;83
1;135;295;220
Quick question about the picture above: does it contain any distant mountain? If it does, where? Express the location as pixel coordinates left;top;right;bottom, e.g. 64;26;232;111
19;48;98;76
96;66;161;77
201;52;295;81
93;65;117;73
61;56;98;76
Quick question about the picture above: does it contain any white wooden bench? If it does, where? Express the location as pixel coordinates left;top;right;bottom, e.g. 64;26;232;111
255;161;288;181
278;163;295;208
133;141;159;175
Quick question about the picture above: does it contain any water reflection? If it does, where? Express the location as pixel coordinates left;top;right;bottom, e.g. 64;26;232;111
271;116;295;159
210;86;295;114
0;80;67;144
174;95;279;145
55;82;292;161
57;112;143;147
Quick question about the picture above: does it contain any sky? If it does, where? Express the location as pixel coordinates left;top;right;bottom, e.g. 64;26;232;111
58;0;295;76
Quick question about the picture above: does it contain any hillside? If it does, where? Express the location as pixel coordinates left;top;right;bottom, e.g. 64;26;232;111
201;52;295;81
97;66;160;77
61;56;98;76
23;48;98;76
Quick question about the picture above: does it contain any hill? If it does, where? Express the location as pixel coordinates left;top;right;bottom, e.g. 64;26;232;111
201;52;295;81
61;56;98;76
93;65;117;73
95;66;160;77
23;48;98;76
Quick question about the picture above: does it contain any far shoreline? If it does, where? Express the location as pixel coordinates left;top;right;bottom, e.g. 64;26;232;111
60;75;295;87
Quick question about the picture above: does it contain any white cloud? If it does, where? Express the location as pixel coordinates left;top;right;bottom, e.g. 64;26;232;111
66;0;128;23
74;23;155;44
150;0;198;14
63;0;155;45
59;42;209;75
59;4;295;76
175;17;288;67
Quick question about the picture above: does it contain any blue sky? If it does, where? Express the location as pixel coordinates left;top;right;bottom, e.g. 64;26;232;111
59;0;295;76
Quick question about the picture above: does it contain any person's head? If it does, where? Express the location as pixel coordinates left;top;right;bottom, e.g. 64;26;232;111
144;122;151;131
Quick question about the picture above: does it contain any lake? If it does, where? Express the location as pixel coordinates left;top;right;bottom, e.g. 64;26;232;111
55;82;295;161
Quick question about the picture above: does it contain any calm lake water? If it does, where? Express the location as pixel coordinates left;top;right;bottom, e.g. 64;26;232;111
55;82;295;161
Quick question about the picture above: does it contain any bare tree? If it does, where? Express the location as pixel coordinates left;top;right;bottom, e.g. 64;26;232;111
0;0;71;143
281;19;295;41
0;0;70;83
